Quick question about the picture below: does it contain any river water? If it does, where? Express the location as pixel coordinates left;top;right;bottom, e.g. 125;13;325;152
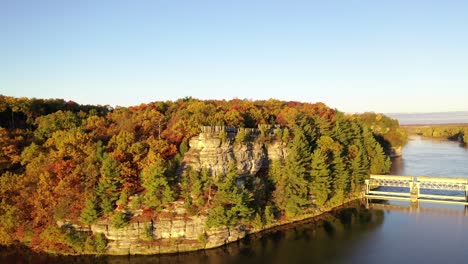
2;136;468;264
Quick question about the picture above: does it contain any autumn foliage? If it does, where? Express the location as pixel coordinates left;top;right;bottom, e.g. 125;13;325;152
0;95;399;253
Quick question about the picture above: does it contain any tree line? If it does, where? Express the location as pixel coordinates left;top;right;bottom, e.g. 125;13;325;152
0;95;397;253
404;125;468;144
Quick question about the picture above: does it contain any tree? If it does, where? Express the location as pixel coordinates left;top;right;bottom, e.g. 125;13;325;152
180;167;206;213
310;148;331;207
97;154;121;214
329;151;350;205
140;157;174;211
273;129;311;217
79;196;99;226
235;128;246;143
363;131;390;174
206;162;253;227
94;233;107;253
112;212;129;228
0;201;18;244
348;144;368;194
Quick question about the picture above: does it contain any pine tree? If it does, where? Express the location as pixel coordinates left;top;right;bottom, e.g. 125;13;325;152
315;115;332;136
329;151;349;205
206;162;253;227
141;158;174;211
287;129;311;175
273;129;312;217
94;233;107;254
349;144;368;194
181;167;206;213
201;168;212;205
297;115;318;148
97;154;121;214
364;131;390;174
235;128;246;143
79;196;99;225
332;112;354;146
310;148;331;207
264;205;276;225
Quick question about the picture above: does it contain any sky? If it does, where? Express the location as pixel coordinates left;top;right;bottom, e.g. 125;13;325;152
1;0;468;113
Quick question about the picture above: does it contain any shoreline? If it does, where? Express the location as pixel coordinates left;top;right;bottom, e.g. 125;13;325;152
104;194;363;256
101;194;363;256
2;194;363;257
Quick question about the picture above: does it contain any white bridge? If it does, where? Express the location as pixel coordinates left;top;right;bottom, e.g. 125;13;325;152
365;175;468;205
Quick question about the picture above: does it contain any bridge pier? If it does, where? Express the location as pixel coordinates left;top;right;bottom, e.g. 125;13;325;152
465;186;468;202
410;182;420;203
365;179;370;195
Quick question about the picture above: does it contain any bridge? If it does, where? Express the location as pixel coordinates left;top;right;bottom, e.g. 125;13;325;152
365;175;468;205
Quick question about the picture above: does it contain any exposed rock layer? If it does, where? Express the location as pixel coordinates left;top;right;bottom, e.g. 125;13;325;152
85;129;285;255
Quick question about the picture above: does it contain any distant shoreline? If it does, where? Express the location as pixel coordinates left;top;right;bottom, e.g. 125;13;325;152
387;111;468;126
402;123;468;127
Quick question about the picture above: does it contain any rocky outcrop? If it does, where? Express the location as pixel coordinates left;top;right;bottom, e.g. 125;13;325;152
73;128;288;255
267;141;287;161
182;127;285;179
86;201;249;255
390;146;403;157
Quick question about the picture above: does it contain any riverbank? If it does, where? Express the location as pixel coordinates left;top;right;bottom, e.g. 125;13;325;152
3;194;364;257
402;124;468;145
100;193;364;255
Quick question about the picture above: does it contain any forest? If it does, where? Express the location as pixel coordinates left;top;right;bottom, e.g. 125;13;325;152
404;125;468;144
0;95;404;253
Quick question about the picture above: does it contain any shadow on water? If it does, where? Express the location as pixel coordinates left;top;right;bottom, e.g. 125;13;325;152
0;201;383;264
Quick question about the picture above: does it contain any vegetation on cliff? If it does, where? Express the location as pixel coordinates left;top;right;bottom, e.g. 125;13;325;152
0;95;397;253
354;112;408;154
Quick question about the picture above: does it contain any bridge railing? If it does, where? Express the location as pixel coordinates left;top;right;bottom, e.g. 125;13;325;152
365;174;468;205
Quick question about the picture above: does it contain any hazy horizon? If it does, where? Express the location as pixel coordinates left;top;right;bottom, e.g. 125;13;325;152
387;111;468;125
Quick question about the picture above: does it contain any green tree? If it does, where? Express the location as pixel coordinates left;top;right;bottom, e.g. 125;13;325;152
141;158;174;211
273;129;311;217
112;212;129;228
329;151;349;205
349;144;368;194
79;196;99;225
235;128;246;143
94;233;107;254
310;148;331;207
264;205;276;225
206;162;253;227
97;154;121;214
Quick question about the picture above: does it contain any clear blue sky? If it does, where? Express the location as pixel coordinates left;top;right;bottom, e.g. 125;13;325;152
1;0;467;113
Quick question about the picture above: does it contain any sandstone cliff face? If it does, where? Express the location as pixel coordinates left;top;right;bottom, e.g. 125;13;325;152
82;128;286;255
390;146;403;157
87;201;248;255
182;128;284;179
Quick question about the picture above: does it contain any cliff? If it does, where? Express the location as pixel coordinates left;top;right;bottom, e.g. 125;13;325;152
72;127;287;255
86;202;247;254
182;127;285;179
390;146;403;157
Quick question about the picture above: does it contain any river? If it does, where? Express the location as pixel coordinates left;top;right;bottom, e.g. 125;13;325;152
2;136;468;264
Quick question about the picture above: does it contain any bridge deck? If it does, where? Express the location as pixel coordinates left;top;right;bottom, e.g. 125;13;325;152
366;175;468;205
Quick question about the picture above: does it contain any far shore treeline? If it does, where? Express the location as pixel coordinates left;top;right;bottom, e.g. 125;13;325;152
404;124;468;144
0;95;406;254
